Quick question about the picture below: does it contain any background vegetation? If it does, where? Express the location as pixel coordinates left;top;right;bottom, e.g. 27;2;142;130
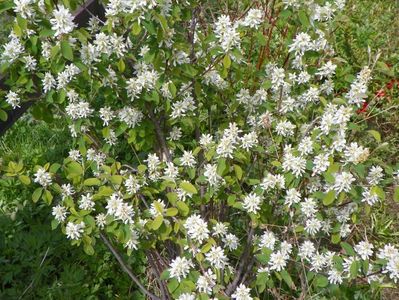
0;0;398;299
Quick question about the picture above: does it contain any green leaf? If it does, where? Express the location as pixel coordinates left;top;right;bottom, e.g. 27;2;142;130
234;164;243;180
180;182;197;194
66;161;83;176
322;190;336;206
350;260;359;278
340;242;355;256
279;270;295;289
168;82;177;98
152;215;164;230
223;54;231;69
43;189;53;205
110;175;123;186
0;109;7;121
298;10;310;27
131;21;141;35
118;59;125;72
367;130;381;143
51;219;59;230
314;275;328;288
18;175;31;185
176;201;189;216
160;270;170;280
32;187;43;203
371;186;385;200
256;32;267;46
83;243;95;255
61;40;74;61
394;187;399;203
84;178;101;186
166;207;178;217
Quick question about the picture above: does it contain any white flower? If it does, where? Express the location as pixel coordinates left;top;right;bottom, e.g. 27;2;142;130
14;0;35;19
285;188;301;207
299;240;316;260
377;244;398;260
316;61;337;78
214;15;240;52
24;55;37;71
305;218;322;236
260;173;285;191
43;72;56;93
269;251;288;271
177;293;196;300
169;256;193;282
204;164;223;187
282;152;306;178
328;268;343;284
288;32;312;54
1;35;24;62
212;222;228;237
163;162;179;181
310;252;327;272
275;120;296;137
61;183;75;200
197;269;216;294
241;9;263;28
332;171;355;193
298;136;313;156
344;142;369;164
125;230;139;250
200;134;213;148
5;90;21;109
312;152;330;175
205;246;228;268
169;126;182;141
96;213;107;229
50;5;76;37
99;107;115;126
366;166;384;185
106;193;134;224
79;193;95;211
125;175;141;194
34;167;52;187
68;149;81;161
259;231;276;250
65;101;93;119
65;221;85;240
240;132;258;151
385;256;399;283
52;205;68;222
184;215;209;244
243;192;262;214
354;241;374;260
300;197;317;217
232;283;252;300
361;188;379;206
150;200;166;217
118;107;143;128
223;233;239;251
181;151;196;167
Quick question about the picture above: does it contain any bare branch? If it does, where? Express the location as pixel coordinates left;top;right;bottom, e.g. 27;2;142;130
100;232;161;300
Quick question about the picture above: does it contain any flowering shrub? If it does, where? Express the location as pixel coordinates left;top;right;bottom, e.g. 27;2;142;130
1;0;399;299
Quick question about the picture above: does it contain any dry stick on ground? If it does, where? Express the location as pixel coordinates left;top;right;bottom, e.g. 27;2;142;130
100;232;161;300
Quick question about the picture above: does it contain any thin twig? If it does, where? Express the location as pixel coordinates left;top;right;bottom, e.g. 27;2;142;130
100;232;161;300
19;247;50;300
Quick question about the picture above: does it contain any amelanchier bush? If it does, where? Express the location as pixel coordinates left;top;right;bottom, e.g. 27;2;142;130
1;0;398;299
